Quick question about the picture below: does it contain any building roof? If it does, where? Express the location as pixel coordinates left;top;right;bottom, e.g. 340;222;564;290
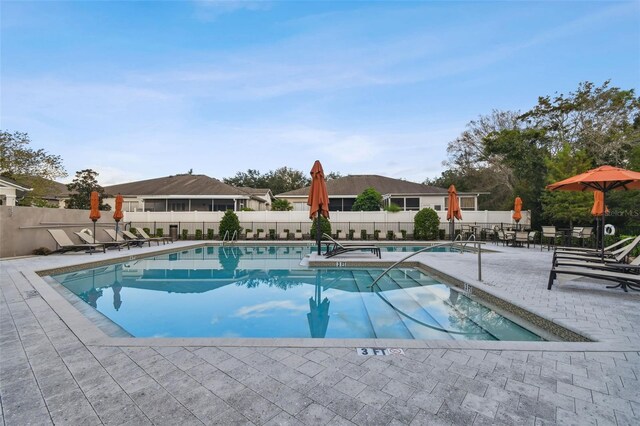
238;187;273;197
0;175;32;191
277;174;448;197
103;174;253;197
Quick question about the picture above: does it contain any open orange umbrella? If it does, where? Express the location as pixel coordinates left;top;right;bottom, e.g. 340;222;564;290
446;185;462;240
547;165;640;258
512;197;522;228
307;160;330;254
113;194;124;242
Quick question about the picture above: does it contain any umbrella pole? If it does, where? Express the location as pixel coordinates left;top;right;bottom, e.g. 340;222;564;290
93;220;96;244
450;220;454;241
601;191;606;260
317;208;322;255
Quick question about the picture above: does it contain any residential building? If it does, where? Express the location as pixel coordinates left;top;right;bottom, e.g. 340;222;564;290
103;174;272;212
276;174;482;212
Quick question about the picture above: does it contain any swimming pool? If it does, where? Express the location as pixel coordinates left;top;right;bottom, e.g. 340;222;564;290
49;246;541;341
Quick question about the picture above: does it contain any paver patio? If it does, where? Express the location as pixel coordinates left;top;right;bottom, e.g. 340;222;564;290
1;241;639;425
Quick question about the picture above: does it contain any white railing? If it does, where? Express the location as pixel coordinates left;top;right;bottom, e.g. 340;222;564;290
368;236;484;289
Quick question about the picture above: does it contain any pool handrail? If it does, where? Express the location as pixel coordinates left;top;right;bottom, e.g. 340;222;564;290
367;236;485;290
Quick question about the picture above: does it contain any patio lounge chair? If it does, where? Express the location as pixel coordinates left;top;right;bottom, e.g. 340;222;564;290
47;229;105;254
256;230;266;240
245;230;255;240
137;228;172;244
278;230;289;240
336;230;346;240
294;231;302;240
394;231;404;240
104;229;147;247
321;233;381;259
553;235;640;266
555;253;640;274
75;230;130;251
548;264;640;292
555;237;633;255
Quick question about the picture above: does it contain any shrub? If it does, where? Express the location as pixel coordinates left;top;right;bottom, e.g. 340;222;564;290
374;230;380;240
240;207;254;211
352;187;382;211
438;229;446;240
207;228;214;240
269;229;275;239
387;230;394;240
414;208;440;240
195;229;203;240
349;229;355;240
360;230;368;240
32;247;51;256
271;199;293;211
181;229;188;240
156;228;164;237
219;210;242;239
143;227;151;237
385;203;402;212
400;230;407;239
257;228;264;233
130;227;137;235
310;216;331;238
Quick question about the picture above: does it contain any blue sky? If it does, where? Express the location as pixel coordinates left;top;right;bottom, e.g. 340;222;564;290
2;1;638;185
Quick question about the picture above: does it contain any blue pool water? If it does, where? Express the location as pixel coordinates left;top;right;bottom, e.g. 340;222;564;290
50;246;542;340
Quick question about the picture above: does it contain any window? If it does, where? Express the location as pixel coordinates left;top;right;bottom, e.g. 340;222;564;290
168;199;188;211
191;200;213;212
460;197;475;210
390;198;404;208
144;200;166;212
405;198;419;210
212;199;235;211
434;205;441;211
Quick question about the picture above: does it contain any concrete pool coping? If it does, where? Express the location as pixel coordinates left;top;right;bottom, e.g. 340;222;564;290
13;240;640;352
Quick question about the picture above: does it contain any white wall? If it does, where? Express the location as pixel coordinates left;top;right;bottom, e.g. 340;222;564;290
123;209;531;227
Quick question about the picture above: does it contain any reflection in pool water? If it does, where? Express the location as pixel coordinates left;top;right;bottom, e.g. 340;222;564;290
50;246;542;340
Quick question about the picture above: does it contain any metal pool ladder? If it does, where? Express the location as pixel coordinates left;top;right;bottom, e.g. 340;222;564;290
367;235;484;290
221;230;238;246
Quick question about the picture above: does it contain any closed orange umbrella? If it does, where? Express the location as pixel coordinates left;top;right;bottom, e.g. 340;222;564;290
113;194;124;242
512;197;522;224
307;160;330;254
591;191;608;216
446;185;462;240
547;165;640;258
89;191;101;243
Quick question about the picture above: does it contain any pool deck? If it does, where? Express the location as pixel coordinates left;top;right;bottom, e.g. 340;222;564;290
1;241;639;425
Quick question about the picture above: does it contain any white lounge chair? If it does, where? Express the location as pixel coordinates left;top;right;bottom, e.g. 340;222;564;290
137;228;172;244
47;229;105;254
75;230;129;250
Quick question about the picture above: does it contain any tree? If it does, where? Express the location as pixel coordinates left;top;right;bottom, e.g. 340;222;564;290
271;199;293;211
310;216;331;238
414;208;440;240
224;167;311;194
428;110;522;210
540;144;593;227
265;167;310;194
65;169;111;210
351;187;382;211
520;80;640;166
224;169;265;189
483;128;550;227
0;131;67;206
218;209;242;238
